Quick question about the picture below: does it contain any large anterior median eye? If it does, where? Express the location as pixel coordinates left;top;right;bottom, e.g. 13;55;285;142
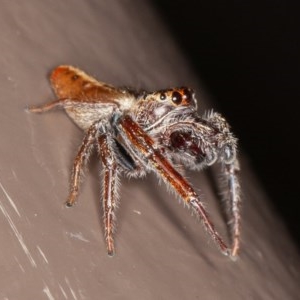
171;91;182;104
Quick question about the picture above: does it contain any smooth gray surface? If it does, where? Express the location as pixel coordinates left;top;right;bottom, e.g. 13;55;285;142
0;1;299;299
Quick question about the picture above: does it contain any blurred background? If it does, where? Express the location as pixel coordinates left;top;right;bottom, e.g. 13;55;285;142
152;0;300;246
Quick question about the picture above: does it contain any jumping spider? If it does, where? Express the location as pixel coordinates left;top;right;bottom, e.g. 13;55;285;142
29;65;241;258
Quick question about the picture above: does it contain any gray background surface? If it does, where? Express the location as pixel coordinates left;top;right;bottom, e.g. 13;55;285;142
0;1;299;299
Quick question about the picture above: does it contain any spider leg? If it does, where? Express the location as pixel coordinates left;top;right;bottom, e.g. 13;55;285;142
117;115;230;256
157;119;242;257
224;159;241;258
97;134;119;256
26;98;69;113
65;124;97;206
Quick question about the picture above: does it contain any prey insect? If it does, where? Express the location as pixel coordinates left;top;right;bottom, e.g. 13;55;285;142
28;65;241;258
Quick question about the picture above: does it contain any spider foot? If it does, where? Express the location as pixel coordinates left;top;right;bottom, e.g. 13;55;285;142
107;249;115;257
189;198;230;256
107;240;115;257
65;201;74;208
65;191;77;207
229;236;240;259
26;99;64;113
26;105;45;113
229;253;239;262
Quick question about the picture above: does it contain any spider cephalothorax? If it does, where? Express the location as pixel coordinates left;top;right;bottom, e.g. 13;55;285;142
29;65;241;258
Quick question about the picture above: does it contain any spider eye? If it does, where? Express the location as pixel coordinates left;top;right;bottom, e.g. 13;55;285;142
172;91;182;104
160;93;166;100
72;74;79;81
182;88;192;103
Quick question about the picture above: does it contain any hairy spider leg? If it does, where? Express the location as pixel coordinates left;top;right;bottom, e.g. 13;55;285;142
225;161;241;257
29;99;120;255
65;125;96;206
28;98;96;206
97;134;119;256
117;115;230;256
27;99;68;113
164;120;241;258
